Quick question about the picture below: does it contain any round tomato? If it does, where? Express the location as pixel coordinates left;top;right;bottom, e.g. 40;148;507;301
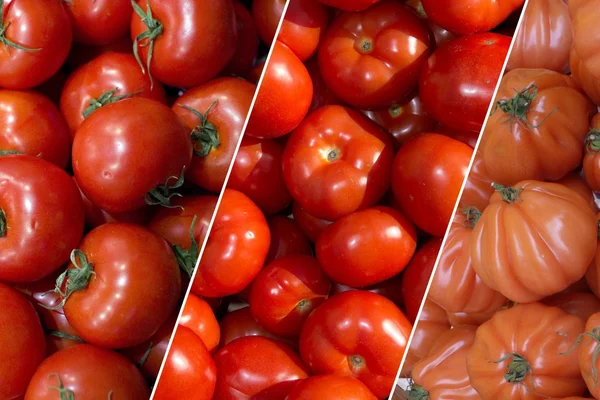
557;172;597;213
225;1;259;75
265;215;312;264
570;0;600;106
287;375;377;400
459;152;495;212
130;0;236;88
219;306;293;348
279;0;329;61
64;0;131;46
252;0;285;44
579;313;600;398
180;293;221;353
392;133;472;236
318;0;381;12
542;292;600;322
584;115;600;191
318;1;430;109
299;291;412;398
292;202;334;243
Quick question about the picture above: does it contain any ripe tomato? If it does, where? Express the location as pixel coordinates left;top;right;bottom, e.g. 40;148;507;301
579;313;600;398
0;0;72;89
180;293;221;353
173;77;255;193
459;152;494;212
405;0;456;49
266;215;312;264
299;291;412;398
585;214;600;298
72;98;192;213
419;33;510;133
330;274;404;309
25;344;149;399
0;90;71;169
292;202;333;243
287;375;377;400
252;0;285;44
60;52;167;137
130;0;236;88
0;155;84;283
584;115;600;191
154;326;217;400
318;0;381;12
305;56;342;112
283;105;394;221
225;1;259;76
64;0;131;46
556;172;598;213
317;206;416;287
67;36;134;70
62;223;181;348
318;1;430;109
570;0;600;106
279;0;329;61
219;306;294;348
542;292;600;322
436;124;480;149
246;42;313;139
392;134;472;236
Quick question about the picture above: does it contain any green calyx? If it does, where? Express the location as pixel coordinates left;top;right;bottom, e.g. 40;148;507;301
492;353;532;384
586;129;600;153
388;104;404;119
492;183;523;204
82;88;140;119
48;330;85;343
137;341;154;368
131;0;163;88
0;208;5;238
145;168;186;209
406;384;429;400
0;149;22;156
563;327;600;385
45;250;96;310
172;215;199;277
460;206;481;228
48;374;75;400
178;101;221;157
0;0;41;52
492;84;557;129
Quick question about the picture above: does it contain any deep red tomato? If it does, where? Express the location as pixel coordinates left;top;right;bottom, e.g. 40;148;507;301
436;125;480;148
0;90;71;169
0;155;84;283
0;0;72;89
192;189;270;298
173;77;255;193
64;0;131;45
318;0;381;11
299;291;412;398
305;56;342;112
130;0;236;88
225;1;260;76
419;33;511;132
317;206;417;287
246;59;266;84
180;293;221;353
392;133;472;236
330;274;404;309
61;223;181;349
0;283;45;400
318;1;430;109
287;375;378;400
292;202;334;243
219;306;294;348
401;238;442;322
214;336;309;399
60;52;167;137
245;42;313;139
67;36;134;70
265;215;313;264
283;105;394;221
72;97;192;213
252;0;285;44
279;0;329;61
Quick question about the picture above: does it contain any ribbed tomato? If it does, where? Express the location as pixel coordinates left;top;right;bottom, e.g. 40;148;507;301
570;0;600;105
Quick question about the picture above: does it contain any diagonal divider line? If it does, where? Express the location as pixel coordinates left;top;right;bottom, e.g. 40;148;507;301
149;2;292;396
387;2;532;397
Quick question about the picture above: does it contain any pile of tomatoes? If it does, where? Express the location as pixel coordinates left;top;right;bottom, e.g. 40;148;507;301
402;0;600;399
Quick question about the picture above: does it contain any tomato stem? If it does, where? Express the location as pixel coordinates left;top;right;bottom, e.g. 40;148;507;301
327;149;340;162
348;354;366;369
0;149;21;156
585;129;600;153
562;327;600;385
48;374;76;400
460;206;481;228
492;84;558;130
406;383;429;400
178;101;221;157
492;352;533;384
82;88;141;119
45;250;96;310
492;183;522;204
48;330;85;342
137;340;154;369
171;215;199;277
0;208;5;238
145;168;186;209
131;0;163;89
0;0;41;53
388;104;404;119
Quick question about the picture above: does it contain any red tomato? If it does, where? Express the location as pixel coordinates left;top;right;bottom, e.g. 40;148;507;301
252;0;285;44
305;56;342;112
62;223;181;349
299;291;412;398
67;36;134;70
292;202;334;243
318;1;430;109
317;206;417;287
318;0;381;11
214;336;309;399
283;105;394;221
436;125;480;148
0;0;72;89
265;215;313;264
245;42;313;139
72;98;192;213
0;155;84;283
280;0;329;61
130;0;236;88
219;306;294;348
180;293;221;353
330;274;404;309
25;344;149;399
0;90;71;168
64;0;131;45
173;77;255;193
225;1;260;76
287;375;377;400
60;52;167;137
405;0;456;49
419;33;511;132
0;283;45;400
392;134;472;236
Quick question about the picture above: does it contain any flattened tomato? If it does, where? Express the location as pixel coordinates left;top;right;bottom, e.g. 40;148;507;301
569;0;600;106
287;375;377;400
64;0;131;46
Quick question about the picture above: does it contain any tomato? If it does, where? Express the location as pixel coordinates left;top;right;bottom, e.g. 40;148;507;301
0;155;84;283
405;0;456;49
225;1;259;76
318;1;430;109
25;344;149;399
467;303;586;398
283;105;394;221
287;375;377;400
214;336;309;399
543;292;600;322
305;56;342;112
219;306;294;348
459;152;495;212
72;97;192;213
556;172;598;213
67;36;134;70
299;291;412;398
180;293;220;353
266;215;312;263
316;206;416;287
481;69;595;186
229;136;293;214
0;90;71;169
173;77;255;193
0;283;45;400
252;0;285;44
436;124;480;149
64;0;131;46
585;214;600;298
419;33;510;133
246;59;265;84
570;0;600;106
401;238;442;322
0;0;72;89
392;133;472;236
279;0;329;61
472;181;597;303
130;0;236;88
584;114;600;191
292;202;334;243
446;310;496;327
579;313;600;398
246;42;313;139
192;189;270;298
330;274;404;309
318;0;381;12
60;52;167;137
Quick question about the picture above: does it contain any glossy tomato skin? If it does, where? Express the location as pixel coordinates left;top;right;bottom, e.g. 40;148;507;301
64;0;131;45
0;283;45;400
225;1;260;76
579;313;600;398
330;274;404;309
279;0;329;61
130;0;236;88
0;90;71;169
63;223;181;349
219;306;293;348
0;155;84;283
283;105;394;221
60;52;167;137
299;291;412;398
557;172;598;213
265;215;312;264
392;133;472;236
0;0;72;89
72;97;192;213
180;293;221;353
318;0;381;12
405;0;456;49
252;0;285;44
287;375;377;400
318;1;430;109
583;115;600;191
569;0;600;105
316;206;417;287
542;292;600;322
419;33;510;132
292;202;333;243
585;214;600;298
25;344;149;399
459;153;494;212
